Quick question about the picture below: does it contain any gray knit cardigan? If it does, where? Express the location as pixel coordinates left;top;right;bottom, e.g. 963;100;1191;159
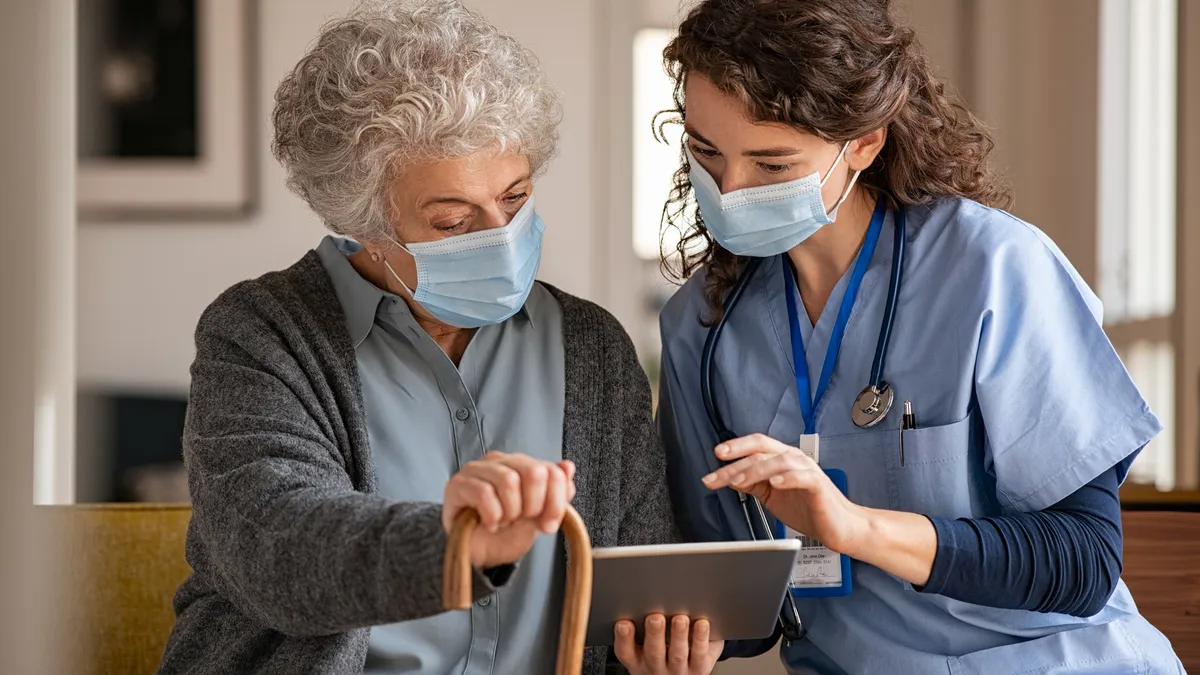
156;251;677;674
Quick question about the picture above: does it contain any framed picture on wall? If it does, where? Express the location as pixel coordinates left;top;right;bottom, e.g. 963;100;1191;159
76;0;254;218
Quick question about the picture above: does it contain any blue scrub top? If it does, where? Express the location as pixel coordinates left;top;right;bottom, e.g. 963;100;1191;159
657;198;1183;674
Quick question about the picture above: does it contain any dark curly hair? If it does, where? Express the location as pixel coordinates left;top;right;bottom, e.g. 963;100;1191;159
657;0;1012;323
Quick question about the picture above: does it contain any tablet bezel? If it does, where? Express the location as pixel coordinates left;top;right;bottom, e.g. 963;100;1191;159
591;538;801;559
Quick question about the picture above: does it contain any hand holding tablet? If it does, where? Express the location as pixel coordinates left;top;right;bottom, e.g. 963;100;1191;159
614;613;722;675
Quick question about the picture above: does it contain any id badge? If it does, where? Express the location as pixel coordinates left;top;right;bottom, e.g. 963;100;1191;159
774;468;853;598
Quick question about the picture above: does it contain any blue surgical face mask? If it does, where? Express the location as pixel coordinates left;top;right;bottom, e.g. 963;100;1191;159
687;142;861;258
383;197;544;328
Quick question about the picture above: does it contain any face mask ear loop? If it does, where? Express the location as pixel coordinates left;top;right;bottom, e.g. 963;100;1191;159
382;236;419;297
826;169;863;220
818;142;861;220
818;142;852;189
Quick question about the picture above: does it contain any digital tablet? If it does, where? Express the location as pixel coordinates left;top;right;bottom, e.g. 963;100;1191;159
584;539;801;646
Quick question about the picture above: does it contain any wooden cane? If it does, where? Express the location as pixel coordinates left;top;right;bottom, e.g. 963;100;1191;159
443;506;593;675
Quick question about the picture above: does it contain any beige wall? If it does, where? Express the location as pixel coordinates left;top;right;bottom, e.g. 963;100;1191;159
971;0;1101;283
898;0;1102;283
1176;0;1200;492
1;0;75;669
75;0;603;393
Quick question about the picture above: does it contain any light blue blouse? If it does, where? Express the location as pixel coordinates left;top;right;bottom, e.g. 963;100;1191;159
317;236;567;675
658;198;1183;674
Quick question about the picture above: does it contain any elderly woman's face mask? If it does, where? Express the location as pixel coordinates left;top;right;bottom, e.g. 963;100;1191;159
382;196;545;329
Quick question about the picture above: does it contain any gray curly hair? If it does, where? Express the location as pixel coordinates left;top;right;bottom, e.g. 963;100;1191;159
272;0;562;242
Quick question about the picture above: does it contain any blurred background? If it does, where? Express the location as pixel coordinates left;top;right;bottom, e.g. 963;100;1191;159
0;0;1197;673
55;0;1199;505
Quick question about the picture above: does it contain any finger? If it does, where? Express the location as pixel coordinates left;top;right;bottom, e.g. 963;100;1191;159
714;433;793;461
613;620;640;668
539;462;568;533
447;475;504;532
643;614;667;665
767;465;825;490
701;453;776;490
559;460;577;501
690;619;711;666
493;454;550;520
667;615;690;671
733;454;817;491
462;461;523;524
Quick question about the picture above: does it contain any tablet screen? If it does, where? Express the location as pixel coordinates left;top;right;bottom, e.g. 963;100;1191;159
585;539;800;646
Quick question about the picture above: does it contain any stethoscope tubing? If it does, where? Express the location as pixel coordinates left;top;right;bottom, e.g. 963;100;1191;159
699;256;764;443
869;205;906;388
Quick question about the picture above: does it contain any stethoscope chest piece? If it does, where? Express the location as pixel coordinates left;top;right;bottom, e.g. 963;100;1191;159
852;382;894;428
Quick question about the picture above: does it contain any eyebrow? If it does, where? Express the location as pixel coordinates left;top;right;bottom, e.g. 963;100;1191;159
685;125;804;159
420;175;532;208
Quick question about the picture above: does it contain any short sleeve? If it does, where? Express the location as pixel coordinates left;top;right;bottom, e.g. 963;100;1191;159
975;220;1161;513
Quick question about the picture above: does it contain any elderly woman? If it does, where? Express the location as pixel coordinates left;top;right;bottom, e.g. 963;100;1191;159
155;2;720;674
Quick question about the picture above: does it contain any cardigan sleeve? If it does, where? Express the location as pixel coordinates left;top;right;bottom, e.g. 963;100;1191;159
182;289;498;638
611;318;680;549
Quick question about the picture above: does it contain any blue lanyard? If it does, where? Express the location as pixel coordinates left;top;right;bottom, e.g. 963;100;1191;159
784;197;888;433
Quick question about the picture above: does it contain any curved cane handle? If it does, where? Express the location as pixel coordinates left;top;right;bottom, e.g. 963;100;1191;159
443;506;592;675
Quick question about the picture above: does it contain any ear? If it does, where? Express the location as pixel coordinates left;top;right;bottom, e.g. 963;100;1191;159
847;128;887;171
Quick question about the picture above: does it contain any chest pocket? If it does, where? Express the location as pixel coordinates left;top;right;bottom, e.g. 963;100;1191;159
817;427;895;511
886;414;995;519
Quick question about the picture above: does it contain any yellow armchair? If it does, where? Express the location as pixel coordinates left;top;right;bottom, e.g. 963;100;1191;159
39;503;191;675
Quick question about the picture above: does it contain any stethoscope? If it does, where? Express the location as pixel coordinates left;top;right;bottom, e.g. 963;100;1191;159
699;204;906;643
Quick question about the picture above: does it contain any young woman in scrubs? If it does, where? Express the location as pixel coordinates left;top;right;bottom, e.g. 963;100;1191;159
654;1;1184;673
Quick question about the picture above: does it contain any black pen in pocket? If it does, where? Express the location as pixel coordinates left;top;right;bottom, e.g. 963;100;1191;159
899;401;915;466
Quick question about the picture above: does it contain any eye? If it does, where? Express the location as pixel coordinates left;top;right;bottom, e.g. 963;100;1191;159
758;162;791;174
503;191;528;204
433;220;468;233
689;143;720;159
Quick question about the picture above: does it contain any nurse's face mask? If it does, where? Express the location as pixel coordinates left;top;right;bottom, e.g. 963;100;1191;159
688;142;862;258
382;196;545;329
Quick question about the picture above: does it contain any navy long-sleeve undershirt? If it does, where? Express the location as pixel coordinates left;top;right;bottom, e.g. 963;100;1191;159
922;466;1124;617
